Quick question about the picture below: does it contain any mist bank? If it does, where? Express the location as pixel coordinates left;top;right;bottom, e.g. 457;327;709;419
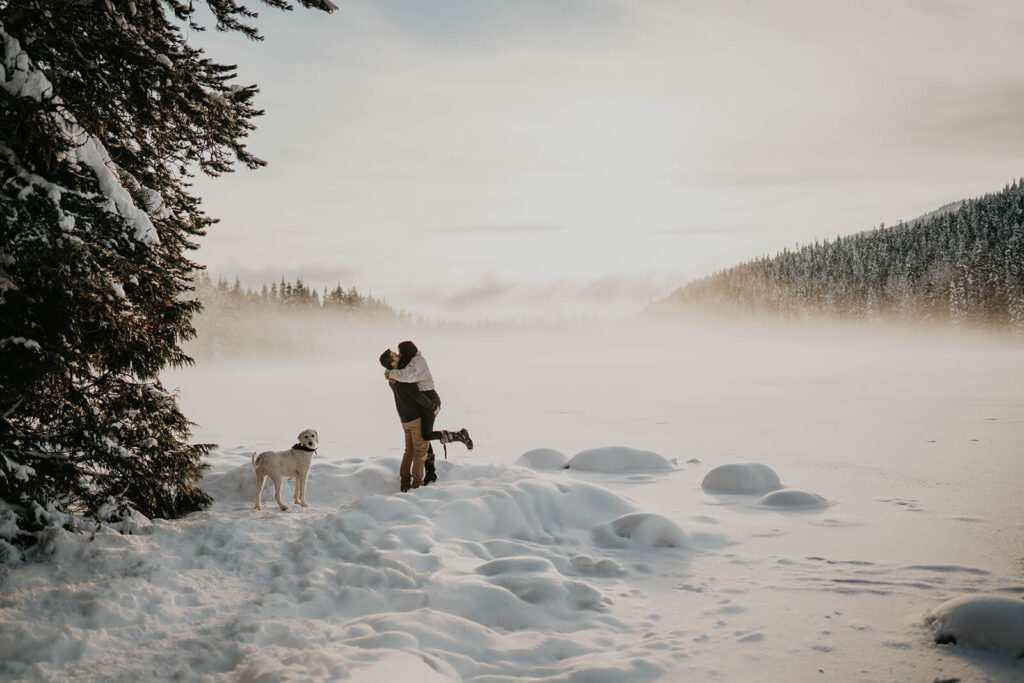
190;273;406;358
188;271;621;359
184;302;1022;371
186;300;615;361
193;174;1024;359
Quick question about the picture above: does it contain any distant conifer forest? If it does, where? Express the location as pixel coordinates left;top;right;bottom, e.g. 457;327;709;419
196;273;401;317
189;273;406;355
663;180;1024;332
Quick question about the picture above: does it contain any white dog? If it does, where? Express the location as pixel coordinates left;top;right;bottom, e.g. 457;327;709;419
252;429;318;511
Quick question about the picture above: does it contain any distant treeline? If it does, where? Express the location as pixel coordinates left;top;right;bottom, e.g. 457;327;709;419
195;272;404;318
189;274;407;355
664;180;1024;331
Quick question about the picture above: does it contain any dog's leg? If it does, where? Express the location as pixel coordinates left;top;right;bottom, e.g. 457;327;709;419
271;474;288;510
297;471;309;507
254;470;267;510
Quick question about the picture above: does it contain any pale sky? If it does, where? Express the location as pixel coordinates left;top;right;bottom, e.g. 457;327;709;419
190;0;1024;321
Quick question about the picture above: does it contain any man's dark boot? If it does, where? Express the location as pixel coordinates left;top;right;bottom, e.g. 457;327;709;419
424;445;438;485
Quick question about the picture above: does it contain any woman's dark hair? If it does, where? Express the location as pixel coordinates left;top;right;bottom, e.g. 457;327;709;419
397;340;418;369
378;349;393;369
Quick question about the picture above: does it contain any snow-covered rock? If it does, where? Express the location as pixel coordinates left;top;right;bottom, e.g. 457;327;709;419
569;446;674;472
926;595;1024;653
593;512;689;549
515;448;569;469
701;463;781;493
758;488;828;509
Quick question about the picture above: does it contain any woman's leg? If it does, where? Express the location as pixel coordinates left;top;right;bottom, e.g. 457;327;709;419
421;390;444;441
419;390;472;450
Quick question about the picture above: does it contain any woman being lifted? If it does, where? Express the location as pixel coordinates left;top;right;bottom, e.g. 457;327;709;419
386;340;473;452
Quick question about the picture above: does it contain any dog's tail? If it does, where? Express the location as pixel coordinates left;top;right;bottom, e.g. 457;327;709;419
251;451;257;470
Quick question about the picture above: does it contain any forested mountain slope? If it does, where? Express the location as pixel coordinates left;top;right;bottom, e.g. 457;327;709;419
659;180;1024;330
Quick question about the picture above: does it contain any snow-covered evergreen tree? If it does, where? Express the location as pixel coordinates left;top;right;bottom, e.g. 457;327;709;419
0;0;335;554
1007;225;1024;335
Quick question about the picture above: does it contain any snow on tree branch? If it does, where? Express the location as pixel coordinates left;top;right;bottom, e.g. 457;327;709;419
0;22;160;245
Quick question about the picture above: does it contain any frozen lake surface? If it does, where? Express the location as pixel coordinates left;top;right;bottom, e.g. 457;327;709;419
2;317;1022;681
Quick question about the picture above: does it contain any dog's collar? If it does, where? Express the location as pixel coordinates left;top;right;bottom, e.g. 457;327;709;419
292;443;317;453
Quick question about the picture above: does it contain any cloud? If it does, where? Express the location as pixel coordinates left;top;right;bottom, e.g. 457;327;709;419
355;0;627;46
655;226;731;237
430;224;566;235
189;0;1024;323
384;270;693;321
442;280;519;308
888;79;1024;158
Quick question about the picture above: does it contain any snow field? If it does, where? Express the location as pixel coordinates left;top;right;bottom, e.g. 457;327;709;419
0;453;700;681
4;319;1024;681
3;441;1022;681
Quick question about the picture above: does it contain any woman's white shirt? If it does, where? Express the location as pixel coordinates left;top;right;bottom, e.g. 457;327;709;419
387;353;435;391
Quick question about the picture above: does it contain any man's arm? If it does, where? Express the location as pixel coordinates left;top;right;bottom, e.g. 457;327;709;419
393;380;439;413
411;385;440;413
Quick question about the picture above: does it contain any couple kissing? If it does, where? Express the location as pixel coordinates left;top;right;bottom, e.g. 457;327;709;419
380;340;472;492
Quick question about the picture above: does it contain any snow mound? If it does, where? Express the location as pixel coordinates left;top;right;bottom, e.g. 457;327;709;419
701;463;781;493
570;554;625;576
569;446;674;472
0;457;679;681
198;460;257;502
594;512;690;549
201;459;398;506
926;595;1024;653
473;555;605;611
515;448;570;469
758;488;828;509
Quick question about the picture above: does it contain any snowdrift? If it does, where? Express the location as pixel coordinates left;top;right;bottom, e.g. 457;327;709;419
0;455;688;681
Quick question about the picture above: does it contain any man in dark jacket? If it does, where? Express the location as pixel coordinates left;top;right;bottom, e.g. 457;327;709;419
380;349;439;491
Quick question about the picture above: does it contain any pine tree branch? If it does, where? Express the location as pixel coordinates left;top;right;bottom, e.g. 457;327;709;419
2;399;23;421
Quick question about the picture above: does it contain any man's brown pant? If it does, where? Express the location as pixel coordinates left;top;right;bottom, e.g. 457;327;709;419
400;417;430;490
